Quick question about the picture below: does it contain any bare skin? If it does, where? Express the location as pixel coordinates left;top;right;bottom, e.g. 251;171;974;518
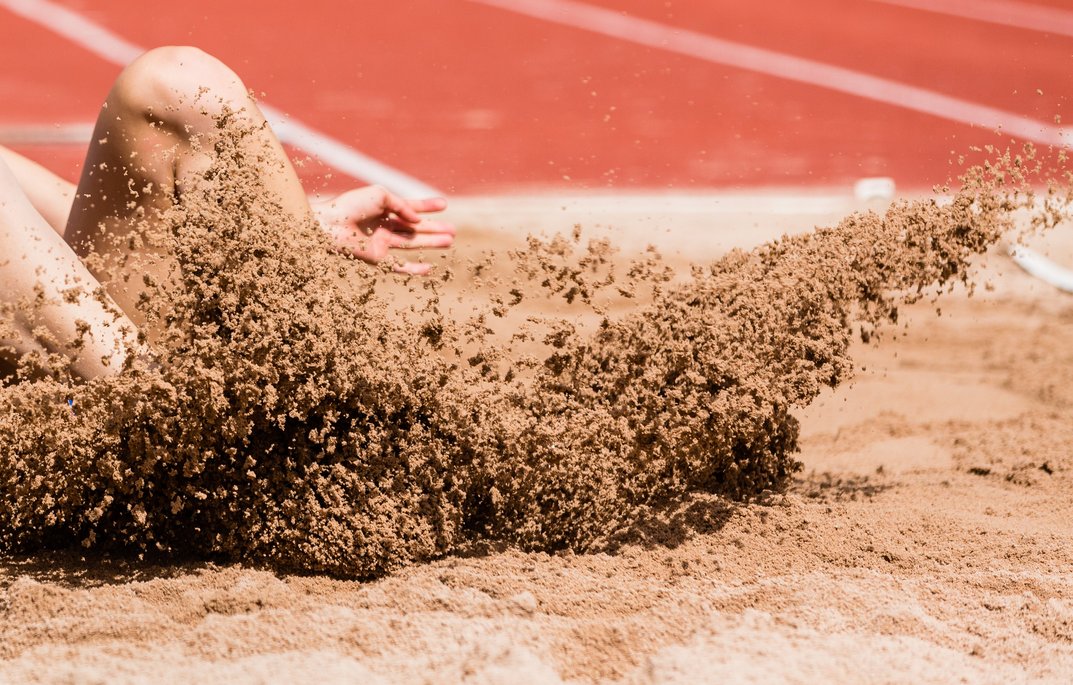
0;151;136;379
0;46;454;381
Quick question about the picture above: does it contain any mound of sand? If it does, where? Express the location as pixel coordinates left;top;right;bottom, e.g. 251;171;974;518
0;122;1068;581
0;191;1068;682
2;184;1072;682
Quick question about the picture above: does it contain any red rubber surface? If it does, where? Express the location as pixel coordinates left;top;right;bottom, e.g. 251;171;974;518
0;0;1069;193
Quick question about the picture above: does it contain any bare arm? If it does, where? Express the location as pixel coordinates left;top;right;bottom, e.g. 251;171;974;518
0;145;76;237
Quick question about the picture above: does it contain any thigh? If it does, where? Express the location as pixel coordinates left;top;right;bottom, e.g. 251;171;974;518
0;155;139;380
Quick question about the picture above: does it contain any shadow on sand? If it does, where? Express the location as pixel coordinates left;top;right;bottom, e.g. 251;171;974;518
0;549;216;589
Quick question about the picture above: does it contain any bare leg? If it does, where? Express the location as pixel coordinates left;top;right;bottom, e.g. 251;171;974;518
0;157;138;379
3;47;450;380
64;46;314;324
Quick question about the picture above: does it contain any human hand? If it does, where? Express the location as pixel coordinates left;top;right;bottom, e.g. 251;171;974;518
312;185;455;275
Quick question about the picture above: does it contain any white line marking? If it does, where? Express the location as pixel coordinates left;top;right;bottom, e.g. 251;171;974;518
1;0;140;63
870;0;1073;38
450;192;858;215
1009;245;1073;294
0;122;95;144
0;0;441;197
468;0;1068;147
256;108;442;198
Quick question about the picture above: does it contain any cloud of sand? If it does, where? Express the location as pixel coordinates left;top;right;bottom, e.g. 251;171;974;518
0;121;1068;578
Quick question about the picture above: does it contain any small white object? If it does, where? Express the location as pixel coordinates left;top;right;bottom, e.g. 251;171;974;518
0;123;94;145
1008;245;1073;294
853;177;896;201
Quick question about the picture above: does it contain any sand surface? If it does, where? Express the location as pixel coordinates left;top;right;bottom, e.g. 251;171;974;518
2;192;1072;684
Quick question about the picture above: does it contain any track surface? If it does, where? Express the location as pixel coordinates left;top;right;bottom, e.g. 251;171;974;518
0;0;1068;193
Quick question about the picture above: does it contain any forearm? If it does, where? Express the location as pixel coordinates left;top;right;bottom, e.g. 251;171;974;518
0;145;76;237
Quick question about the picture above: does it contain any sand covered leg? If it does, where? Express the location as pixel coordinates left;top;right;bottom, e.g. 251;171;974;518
63;46;312;322
0;156;138;380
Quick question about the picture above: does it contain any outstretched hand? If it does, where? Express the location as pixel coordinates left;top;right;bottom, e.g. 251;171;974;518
312;185;455;275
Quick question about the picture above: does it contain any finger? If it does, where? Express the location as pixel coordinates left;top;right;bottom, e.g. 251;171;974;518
386;232;455;250
380;218;456;235
380;190;424;224
392;261;433;276
410;219;456;234
407;197;448;214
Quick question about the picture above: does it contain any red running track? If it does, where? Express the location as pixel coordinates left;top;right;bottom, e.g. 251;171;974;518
0;0;1069;194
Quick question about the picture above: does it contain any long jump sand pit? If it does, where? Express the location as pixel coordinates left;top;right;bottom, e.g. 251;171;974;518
2;169;1073;681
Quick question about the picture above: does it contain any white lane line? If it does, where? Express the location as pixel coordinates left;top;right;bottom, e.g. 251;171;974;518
1;0;140;62
870;0;1073;38
0;122;95;144
450;192;858;215
0;0;441;197
467;0;1068;147
255;107;443;198
1009;245;1073;294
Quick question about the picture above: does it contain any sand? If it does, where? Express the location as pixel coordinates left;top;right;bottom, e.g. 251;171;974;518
1;129;1072;680
0;186;1071;681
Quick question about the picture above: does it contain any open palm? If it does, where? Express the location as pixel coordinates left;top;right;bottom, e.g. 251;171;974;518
312;185;455;275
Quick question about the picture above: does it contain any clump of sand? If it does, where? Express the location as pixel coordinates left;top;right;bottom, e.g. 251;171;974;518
0;122;1067;578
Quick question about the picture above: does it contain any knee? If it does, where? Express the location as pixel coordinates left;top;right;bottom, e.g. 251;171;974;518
110;46;252;122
